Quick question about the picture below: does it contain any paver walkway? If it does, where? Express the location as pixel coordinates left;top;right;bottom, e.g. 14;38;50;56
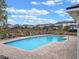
0;35;77;59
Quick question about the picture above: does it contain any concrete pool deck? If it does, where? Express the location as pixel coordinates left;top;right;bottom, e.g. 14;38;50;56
0;35;77;59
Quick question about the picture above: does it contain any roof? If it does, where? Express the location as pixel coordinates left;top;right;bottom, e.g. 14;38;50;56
56;21;75;24
66;4;79;10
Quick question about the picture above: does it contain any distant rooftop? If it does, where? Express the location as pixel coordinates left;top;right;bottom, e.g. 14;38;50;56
56;21;75;24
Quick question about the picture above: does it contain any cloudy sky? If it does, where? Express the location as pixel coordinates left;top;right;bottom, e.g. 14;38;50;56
6;0;79;25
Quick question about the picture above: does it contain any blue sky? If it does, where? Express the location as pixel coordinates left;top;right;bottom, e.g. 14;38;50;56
6;0;79;25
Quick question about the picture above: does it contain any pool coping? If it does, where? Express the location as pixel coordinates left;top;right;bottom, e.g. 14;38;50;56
1;34;66;43
0;34;68;52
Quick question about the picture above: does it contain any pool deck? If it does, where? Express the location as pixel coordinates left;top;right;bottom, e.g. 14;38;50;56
0;35;77;59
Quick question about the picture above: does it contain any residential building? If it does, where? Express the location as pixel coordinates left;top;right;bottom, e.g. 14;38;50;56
55;21;77;30
66;4;78;59
36;23;54;28
7;24;13;28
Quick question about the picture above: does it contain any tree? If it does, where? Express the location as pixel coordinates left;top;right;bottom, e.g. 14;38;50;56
58;24;63;30
0;0;7;28
64;26;70;32
0;0;8;35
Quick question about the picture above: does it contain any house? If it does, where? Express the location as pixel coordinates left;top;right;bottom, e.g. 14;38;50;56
66;3;78;58
66;4;79;23
55;21;77;30
26;25;36;28
7;24;14;28
36;23;54;28
36;24;45;28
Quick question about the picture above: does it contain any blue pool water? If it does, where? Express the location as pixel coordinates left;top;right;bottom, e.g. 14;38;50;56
5;35;65;50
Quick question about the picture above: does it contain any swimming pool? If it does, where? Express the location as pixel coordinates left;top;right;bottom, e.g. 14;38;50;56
5;35;65;51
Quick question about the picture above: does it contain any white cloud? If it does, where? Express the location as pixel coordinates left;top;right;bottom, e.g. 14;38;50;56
7;8;17;14
57;2;63;5
8;19;15;24
54;0;62;2
31;0;63;6
10;15;49;20
54;0;63;5
7;8;49;16
10;15;39;20
32;1;39;5
7;8;54;25
28;8;49;15
67;0;79;3
41;0;63;6
42;0;55;6
64;18;74;21
9;15;56;25
54;9;68;16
